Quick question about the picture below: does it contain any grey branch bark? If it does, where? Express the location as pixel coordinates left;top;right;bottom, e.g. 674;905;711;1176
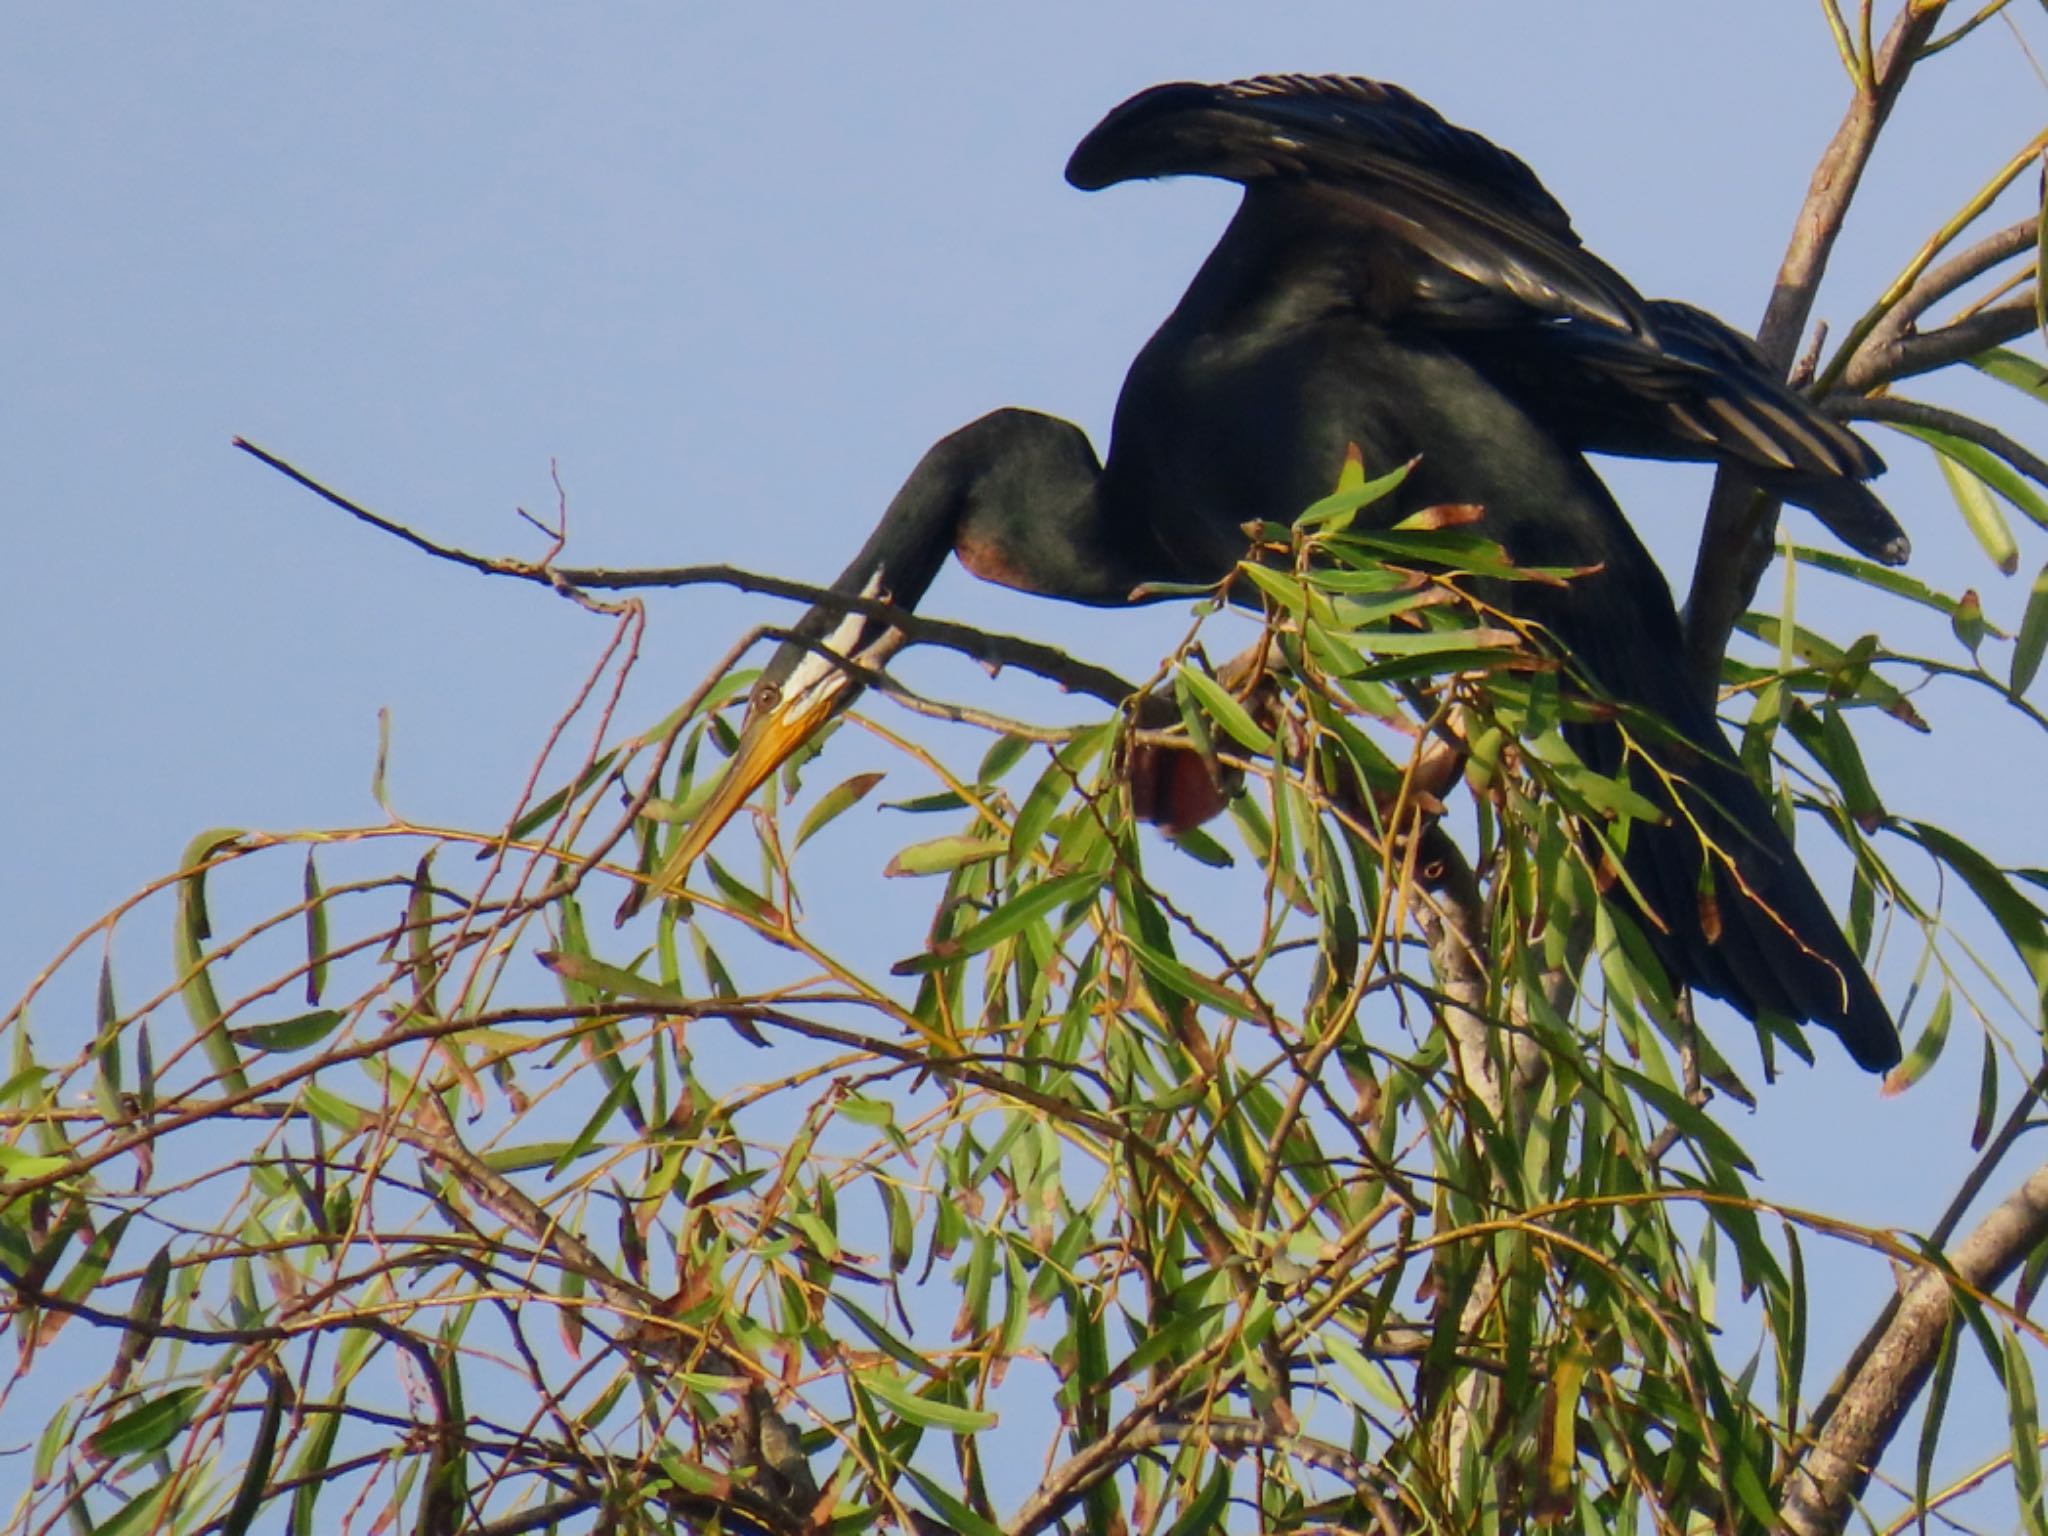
1837;297;2038;391
1781;1156;2048;1533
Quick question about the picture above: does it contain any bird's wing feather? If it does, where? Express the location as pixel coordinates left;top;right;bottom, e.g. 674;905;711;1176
1067;74;1649;334
1069;75;1907;563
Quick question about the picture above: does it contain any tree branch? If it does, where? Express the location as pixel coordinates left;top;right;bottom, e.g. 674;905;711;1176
234;437;1139;711
1837;296;2038;391
1682;3;1948;695
1834;393;2048;488
1781;1153;2048;1534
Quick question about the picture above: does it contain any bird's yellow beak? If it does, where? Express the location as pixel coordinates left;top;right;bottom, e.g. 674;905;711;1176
646;678;850;897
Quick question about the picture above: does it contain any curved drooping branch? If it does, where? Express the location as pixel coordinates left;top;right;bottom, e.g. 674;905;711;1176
1835;394;2048;488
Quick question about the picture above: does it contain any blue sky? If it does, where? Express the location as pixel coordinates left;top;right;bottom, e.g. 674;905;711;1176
5;3;2045;1518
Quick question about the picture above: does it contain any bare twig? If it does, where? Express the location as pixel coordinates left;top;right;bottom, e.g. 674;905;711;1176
235;437;1139;712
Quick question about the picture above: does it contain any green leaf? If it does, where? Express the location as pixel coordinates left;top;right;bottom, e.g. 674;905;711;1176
94;959;122;1125
1892;989;1951;1089
1923;426;2048;526
504;746;621;843
2014;561;2048;698
302;850;329;1006
945;870;1099;956
288;1406;340;1536
1912;430;2020;572
108;1244;170;1394
795;771;886;848
173;829;249;1093
1175;663;1273;753
539;950;687;1009
220;1372;288;1536
1794;545;2001;625
231;1010;347;1054
0;1146;73;1180
2011;1330;2048;1536
85;1385;205;1460
886;834;1003;877
1162;1464;1234;1536
300;1082;366;1136
1295;453;1412;529
857;1369;997;1432
1126;936;1263;1024
53;1213;130;1310
547;1070;641;1178
1974;347;2048;404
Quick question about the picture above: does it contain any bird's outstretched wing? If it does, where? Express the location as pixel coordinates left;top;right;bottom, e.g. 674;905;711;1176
1068;74;1647;335
1068;75;1907;564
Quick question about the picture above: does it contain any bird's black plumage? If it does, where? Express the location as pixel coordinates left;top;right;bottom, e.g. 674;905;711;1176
670;75;1903;1073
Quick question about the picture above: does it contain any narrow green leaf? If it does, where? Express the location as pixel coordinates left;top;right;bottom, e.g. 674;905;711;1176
1168;826;1234;868
300;1082;366;1136
302;851;328;1005
53;1213;130;1309
1915;1316;1960;1519
2013;561;2048;698
1974;346;2048;404
219;1372;288;1536
1794;545;2000;623
1162;1465;1233;1536
977;732;1032;785
2010;1331;2047;1536
539;950;687;1009
902;1469;1008;1536
504;746;621;843
231;1010;347;1054
1175;663;1273;753
0;1146;73;1179
173;829;248;1092
1237;560;1307;617
85;1385;205;1460
702;855;777;923
1295;454;1413;529
795;771;886;849
406;854;440;1017
882;1181;914;1273
2038;165;2047;339
1897;421;2040;547
1892;989;1952;1089
885;834;1003;877
857;1369;996;1431
1917;432;2020;572
547;1071;640;1178
94;959;122;1125
1125;936;1263;1024
288;1405;340;1536
107;1244;170;1394
1975;1033;2001;1152
946;871;1099;956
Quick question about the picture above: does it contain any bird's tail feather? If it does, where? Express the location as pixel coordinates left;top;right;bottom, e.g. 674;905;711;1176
1563;692;1899;1073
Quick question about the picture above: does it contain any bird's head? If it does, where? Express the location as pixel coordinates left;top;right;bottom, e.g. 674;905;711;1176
648;573;899;896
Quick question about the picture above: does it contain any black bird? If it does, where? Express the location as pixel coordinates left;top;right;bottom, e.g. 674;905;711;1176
660;75;1904;1074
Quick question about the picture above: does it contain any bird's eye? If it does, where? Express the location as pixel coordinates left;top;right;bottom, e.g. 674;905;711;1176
751;681;782;713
